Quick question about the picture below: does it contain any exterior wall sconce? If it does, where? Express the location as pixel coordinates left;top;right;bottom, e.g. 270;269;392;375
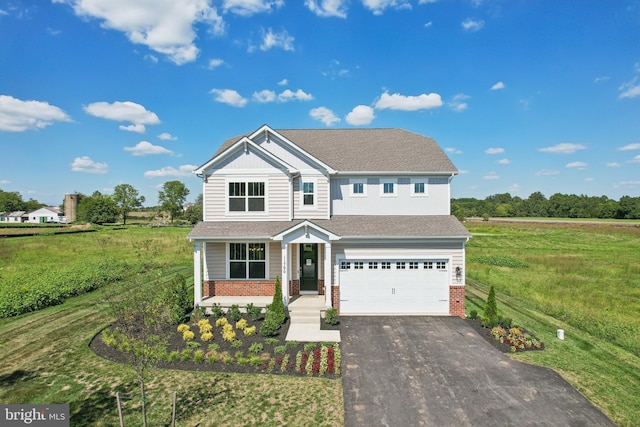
455;266;462;282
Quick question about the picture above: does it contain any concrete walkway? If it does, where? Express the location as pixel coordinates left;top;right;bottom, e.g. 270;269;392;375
285;295;341;342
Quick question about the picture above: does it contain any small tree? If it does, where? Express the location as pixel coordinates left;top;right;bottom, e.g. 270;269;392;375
113;183;145;225
270;276;286;325
482;285;499;327
158;181;189;224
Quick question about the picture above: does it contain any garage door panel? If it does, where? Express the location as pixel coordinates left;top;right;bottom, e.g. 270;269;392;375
339;259;450;315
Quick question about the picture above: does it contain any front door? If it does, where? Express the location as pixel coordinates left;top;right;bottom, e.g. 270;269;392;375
300;243;318;293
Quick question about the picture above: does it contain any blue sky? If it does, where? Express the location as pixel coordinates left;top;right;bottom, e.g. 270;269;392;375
1;0;639;206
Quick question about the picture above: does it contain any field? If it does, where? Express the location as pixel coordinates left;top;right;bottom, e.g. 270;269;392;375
1;222;639;425
465;221;640;426
0;227;343;426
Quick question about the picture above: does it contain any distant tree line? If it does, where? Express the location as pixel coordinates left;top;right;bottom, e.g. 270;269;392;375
452;192;640;220
0;189;45;213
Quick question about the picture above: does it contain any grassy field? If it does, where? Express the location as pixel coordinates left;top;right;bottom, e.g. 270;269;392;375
465;221;640;426
0;227;343;426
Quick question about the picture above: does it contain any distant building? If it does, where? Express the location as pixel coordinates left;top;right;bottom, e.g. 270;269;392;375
6;211;27;223
28;207;63;223
64;194;78;223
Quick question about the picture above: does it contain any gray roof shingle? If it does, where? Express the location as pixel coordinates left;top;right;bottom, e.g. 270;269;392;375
187;215;471;240
212;128;457;173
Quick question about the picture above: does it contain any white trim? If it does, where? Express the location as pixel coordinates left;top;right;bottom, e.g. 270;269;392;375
380;178;397;197
350;178;367;197
193;242;202;307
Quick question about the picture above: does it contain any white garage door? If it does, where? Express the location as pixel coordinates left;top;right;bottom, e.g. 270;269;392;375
339;259;450;314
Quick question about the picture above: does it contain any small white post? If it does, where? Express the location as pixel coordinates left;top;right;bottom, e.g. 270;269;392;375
193;241;202;307
324;242;332;308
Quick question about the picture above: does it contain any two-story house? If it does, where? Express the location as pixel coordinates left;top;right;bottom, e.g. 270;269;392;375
187;125;471;316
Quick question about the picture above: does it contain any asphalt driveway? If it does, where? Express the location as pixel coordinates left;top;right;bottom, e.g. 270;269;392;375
341;316;615;427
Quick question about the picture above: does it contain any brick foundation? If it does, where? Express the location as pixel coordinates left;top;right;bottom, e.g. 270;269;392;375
204;280;276;297
449;286;465;318
290;280;300;297
331;285;339;313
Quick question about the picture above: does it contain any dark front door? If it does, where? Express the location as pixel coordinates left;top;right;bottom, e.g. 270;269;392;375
300;243;318;293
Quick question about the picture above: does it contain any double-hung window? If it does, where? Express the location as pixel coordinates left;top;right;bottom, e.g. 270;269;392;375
303;181;315;206
228;181;265;212
350;179;366;197
229;243;266;279
411;178;427;197
381;179;397;197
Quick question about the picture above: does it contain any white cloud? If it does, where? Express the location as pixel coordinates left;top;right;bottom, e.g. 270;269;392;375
278;89;313;102
124;141;173;156
144;164;197;178
361;0;412;15
630;155;640;163
462;18;484;32
310;107;340;126
509;183;521;192
119;124;146;133
535;169;559;176
491;81;505;90
483;172;499;180
566;161;587;170
613;181;640;189
209;88;248;107
71;156;108;174
84;101;160;133
222;0;284;16
55;0;224;65
607;162;621;168
346;105;375;125
375;91;443;111
539;143;586;154
448;93;469;112
0;9;8;16
259;27;294;51
0;95;71;132
424;21;432;28
277;79;288;86
0;179;11;185
208;59;224;70
445;147;462;155
594;76;609;83
305;0;347;18
144;54;158;63
619;82;640;99
485;147;504;154
253;90;276;103
617;142;640;151
497;158;510;165
158;132;177;141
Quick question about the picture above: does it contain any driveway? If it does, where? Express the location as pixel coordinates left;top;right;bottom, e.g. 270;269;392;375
341;316;615;427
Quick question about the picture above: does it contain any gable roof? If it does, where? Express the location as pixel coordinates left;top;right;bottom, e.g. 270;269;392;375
210;127;457;174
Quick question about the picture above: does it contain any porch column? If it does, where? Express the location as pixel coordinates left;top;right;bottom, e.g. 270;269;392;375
281;242;289;306
324;242;332;307
193;241;202;308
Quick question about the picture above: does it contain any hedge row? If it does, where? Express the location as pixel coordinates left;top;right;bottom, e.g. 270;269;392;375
0;259;129;318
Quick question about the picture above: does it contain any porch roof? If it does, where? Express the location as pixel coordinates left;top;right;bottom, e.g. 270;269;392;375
187;215;471;241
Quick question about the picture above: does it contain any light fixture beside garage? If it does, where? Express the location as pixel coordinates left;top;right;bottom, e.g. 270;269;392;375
456;266;462;282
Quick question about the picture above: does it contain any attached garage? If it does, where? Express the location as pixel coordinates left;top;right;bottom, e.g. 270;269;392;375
338;258;450;314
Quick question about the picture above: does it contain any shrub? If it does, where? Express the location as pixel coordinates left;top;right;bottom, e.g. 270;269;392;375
482;285;499;327
228;304;242;322
333;343;341;375
215;317;228;327
249;356;262;367
264;338;279;346
210;303;225;319
245;303;262;321
285;341;298;349
280;354;290;373
186;341;201;349
324;307;339;325
206;351;219;363
243;326;256;336
231;339;243;348
168;351;180;362
180;349;192;361
304;343;317;352
235;319;248;330
177;324;190;333
164;273;193;324
198;319;212;333
260;316;280;337
237;357;249;366
222;324;236;342
189;306;206;325
274;345;286;354
268;276;286;326
201;332;213;342
182;330;195;341
249;342;263;354
468;310;479;320
193;350;204;363
207;343;220;351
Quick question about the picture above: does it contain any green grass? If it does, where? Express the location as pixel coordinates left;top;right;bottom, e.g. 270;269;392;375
466;222;640;426
0;228;343;426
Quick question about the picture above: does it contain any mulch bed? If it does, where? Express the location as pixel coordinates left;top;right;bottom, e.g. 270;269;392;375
90;313;340;379
466;318;513;353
